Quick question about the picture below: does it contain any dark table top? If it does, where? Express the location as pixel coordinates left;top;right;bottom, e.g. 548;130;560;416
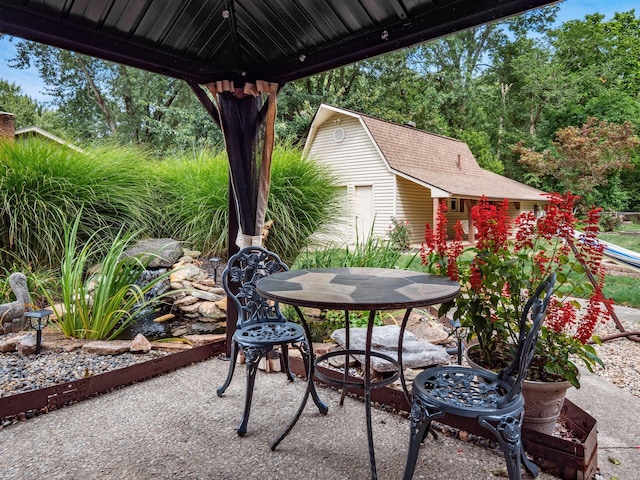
256;267;460;311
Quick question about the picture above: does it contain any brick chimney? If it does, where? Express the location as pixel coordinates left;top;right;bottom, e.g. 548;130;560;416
0;112;16;140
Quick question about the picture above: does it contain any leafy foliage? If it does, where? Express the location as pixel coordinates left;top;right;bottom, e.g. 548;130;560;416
420;195;610;388
515;118;639;210
10;42;222;153
43;214;170;340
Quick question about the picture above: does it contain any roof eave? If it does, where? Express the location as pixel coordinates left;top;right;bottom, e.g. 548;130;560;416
260;0;558;84
0;3;219;84
0;0;558;85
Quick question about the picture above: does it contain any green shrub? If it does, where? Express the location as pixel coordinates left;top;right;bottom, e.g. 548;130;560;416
266;143;341;264
294;223;403;270
387;216;412;250
43;214;171;340
599;212;622;232
0;261;58;307
1;138;340;271
290;225;418;340
154;142;341;263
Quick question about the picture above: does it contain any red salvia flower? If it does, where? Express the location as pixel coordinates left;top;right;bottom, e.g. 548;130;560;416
446;221;465;281
472;196;511;253
435;200;449;255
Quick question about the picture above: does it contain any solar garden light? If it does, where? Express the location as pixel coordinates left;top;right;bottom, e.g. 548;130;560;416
209;257;221;285
25;309;53;355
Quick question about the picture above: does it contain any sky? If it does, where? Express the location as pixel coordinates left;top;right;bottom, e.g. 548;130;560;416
0;0;638;104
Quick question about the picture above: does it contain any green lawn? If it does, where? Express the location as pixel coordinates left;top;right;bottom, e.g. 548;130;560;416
603;275;640;307
598;232;640;252
597;229;640;308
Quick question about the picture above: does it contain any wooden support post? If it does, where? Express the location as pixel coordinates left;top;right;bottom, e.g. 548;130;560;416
432;197;440;237
465;199;475;243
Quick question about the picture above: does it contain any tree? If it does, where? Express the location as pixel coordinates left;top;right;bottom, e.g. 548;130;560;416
9;40;221;154
277;49;438;143
0;79;66;137
515;118;639;210
0;79;43;128
544;11;640;136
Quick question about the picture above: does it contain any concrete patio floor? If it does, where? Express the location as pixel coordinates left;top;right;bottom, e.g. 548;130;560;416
0;356;571;480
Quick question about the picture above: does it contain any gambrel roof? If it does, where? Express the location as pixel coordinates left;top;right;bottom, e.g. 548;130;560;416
309;104;547;202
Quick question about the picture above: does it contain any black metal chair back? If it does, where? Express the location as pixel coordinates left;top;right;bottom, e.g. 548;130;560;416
223;246;289;328
216;246;328;437
496;272;556;407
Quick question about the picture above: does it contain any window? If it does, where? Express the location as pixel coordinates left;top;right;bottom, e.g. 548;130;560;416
449;197;464;212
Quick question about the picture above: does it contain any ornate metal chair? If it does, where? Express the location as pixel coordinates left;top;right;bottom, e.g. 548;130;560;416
403;273;556;480
216;246;325;436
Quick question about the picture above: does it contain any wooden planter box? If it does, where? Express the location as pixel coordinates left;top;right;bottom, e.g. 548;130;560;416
523;398;598;480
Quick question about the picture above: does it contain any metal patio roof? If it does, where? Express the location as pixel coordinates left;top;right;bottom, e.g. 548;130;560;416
0;0;556;86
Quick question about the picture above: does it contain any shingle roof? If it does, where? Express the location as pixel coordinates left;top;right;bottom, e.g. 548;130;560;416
359;113;547;202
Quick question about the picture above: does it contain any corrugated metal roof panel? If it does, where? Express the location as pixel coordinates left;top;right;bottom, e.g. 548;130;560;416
0;0;558;84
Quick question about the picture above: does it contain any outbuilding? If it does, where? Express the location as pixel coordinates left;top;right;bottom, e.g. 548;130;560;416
304;104;547;245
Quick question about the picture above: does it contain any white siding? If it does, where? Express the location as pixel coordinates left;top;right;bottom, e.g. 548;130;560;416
395;177;434;244
306;114;396;244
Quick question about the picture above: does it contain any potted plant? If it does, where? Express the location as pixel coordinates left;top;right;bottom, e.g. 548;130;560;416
420;193;610;433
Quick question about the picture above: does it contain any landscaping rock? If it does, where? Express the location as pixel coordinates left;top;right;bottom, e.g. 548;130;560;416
190;289;223;302
173;295;198;307
0;335;20;353
170;263;208;283
198;301;226;319
46;338;84;353
186;321;226;335
82;340;132;355
16;333;37;356
123;238;183;268
130;333;152;353
215;297;227;311
177;302;201;314
331;325;450;373
150;341;193;352
183;333;225;347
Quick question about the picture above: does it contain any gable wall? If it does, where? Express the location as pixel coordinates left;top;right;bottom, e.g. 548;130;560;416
306;114;397;243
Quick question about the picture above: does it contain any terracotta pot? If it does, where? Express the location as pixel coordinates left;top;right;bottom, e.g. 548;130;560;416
521;378;572;434
464;345;572;435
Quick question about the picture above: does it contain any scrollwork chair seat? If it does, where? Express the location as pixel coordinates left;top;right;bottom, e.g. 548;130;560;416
403;273;556;480
216;246;324;437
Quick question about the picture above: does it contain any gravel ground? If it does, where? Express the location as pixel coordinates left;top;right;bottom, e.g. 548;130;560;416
0;348;170;399
589;314;640;397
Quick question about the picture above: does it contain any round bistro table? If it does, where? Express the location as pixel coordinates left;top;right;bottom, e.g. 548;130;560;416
257;267;460;480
